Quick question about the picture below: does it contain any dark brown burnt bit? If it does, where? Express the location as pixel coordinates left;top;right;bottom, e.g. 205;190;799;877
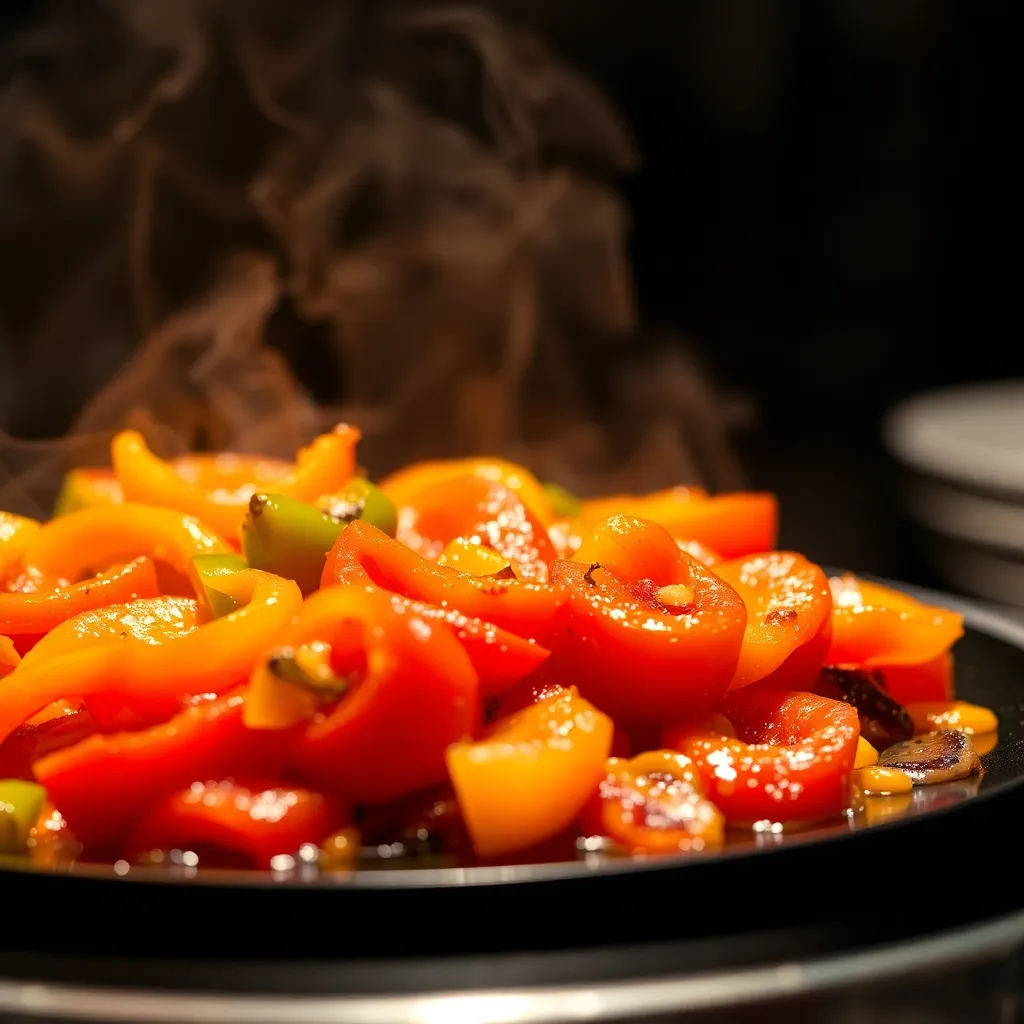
265;647;351;701
878;730;982;785
319;497;365;523
482;565;518;581
247;493;266;519
765;608;798;626
816;666;914;748
584;562;602;586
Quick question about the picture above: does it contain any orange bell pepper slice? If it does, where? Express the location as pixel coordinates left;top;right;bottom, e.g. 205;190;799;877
0;556;161;635
579;750;725;855
395;474;556;581
53;468;125;516
0;569;302;744
19;595;198;669
323;520;565;645
277;586;479;805
828;574;963;667
545;516;747;725
574;488;778;560
33;692;290;852
111;425;361;538
381;457;555;525
0;511;41;583
712;552;833;691
125;779;345;870
19;503;229;589
550;518;722;567
664;689;860;824
16;593;198;735
446;688;613;858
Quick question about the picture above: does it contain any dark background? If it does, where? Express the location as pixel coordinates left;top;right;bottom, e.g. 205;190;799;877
508;1;1017;580
0;0;1018;583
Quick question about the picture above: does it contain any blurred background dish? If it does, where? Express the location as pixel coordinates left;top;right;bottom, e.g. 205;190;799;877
885;381;1024;611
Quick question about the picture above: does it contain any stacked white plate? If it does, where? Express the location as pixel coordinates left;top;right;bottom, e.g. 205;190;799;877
883;381;1024;610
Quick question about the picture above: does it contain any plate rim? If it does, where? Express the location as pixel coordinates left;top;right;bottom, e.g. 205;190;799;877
884;380;1024;497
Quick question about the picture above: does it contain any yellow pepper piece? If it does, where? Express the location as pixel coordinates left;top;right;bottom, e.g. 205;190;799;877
855;736;879;769
905;700;999;736
20;503;228;587
853;766;913;796
446;688;613;858
380;458;555;526
436;538;516;577
0;569;302;744
0;511;41;581
973;731;999;757
111;425;361;538
244;584;372;731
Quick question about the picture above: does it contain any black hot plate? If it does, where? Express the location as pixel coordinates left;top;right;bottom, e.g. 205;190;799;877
2;582;1024;1023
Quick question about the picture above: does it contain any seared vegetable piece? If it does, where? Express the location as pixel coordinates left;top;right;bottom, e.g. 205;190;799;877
0;779;47;853
242;494;347;595
317;479;397;538
815;666;914;749
877;730;981;785
190;553;249;618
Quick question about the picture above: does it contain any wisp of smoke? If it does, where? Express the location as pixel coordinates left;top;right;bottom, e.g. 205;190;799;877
0;0;749;518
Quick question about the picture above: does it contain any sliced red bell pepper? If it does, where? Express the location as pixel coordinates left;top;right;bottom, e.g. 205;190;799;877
664;689;860;824
33;692;288;852
712;552;833;691
275;587;480;805
395;473;556;581
875;652;955;705
0;556;161;635
0;703;96;782
323;520;565;645
125;779;344;870
579;750;725;855
389;594;548;697
544;521;746;724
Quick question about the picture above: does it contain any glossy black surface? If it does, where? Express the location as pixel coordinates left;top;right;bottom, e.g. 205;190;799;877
1;586;1023;991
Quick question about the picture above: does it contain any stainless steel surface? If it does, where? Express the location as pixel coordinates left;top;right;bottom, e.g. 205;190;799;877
2;911;1023;1024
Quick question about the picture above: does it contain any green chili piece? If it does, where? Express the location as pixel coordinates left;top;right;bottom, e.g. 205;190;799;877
0;779;47;854
242;493;347;595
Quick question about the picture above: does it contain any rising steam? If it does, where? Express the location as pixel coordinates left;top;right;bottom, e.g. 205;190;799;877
0;0;748;517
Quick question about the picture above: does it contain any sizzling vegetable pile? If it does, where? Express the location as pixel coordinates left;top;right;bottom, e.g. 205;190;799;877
0;426;996;871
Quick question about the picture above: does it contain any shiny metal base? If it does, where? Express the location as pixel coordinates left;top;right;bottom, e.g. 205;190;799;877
3;910;1023;1024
